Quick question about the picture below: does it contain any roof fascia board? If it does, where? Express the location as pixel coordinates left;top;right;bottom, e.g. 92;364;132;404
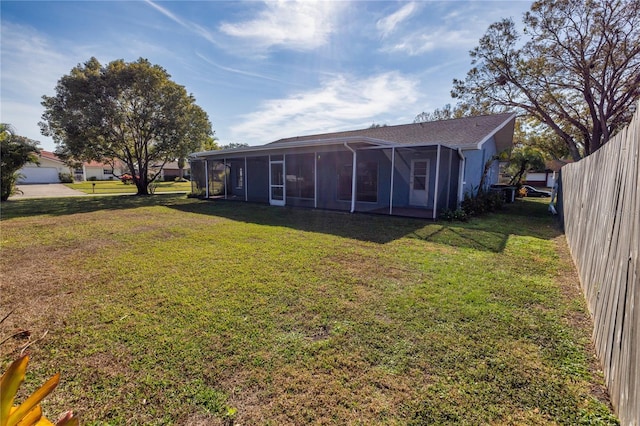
190;136;393;159
474;113;517;149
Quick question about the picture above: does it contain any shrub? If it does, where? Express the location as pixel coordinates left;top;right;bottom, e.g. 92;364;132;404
148;180;158;194
120;174;133;184
87;176;97;181
58;172;73;183
439;208;468;222
461;190;504;217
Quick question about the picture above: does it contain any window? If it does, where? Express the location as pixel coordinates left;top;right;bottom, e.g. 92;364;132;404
336;160;378;202
103;169;113;175
235;167;243;190
286;154;314;199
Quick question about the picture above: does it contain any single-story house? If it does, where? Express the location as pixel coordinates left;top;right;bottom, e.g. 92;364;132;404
151;161;190;181
75;160;126;181
189;113;516;219
19;151;128;183
18;151;72;184
523;159;573;188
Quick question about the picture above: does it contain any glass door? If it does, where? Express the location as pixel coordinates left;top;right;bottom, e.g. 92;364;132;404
269;157;285;206
409;159;429;207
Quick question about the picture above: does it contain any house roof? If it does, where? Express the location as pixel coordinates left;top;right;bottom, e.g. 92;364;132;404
271;113;515;150
191;113;516;159
39;150;66;164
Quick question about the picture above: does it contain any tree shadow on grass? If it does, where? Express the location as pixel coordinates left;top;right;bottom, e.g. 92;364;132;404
0;194;189;220
168;198;562;251
1;194;561;252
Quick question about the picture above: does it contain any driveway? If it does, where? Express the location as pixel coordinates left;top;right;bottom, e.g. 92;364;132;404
10;184;87;199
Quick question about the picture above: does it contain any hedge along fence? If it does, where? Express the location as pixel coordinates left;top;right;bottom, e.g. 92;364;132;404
558;104;639;426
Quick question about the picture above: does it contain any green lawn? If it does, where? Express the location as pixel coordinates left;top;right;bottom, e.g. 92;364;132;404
0;196;617;425
64;180;191;194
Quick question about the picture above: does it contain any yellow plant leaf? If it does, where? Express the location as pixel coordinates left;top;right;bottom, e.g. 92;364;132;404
15;404;43;425
1;355;29;426
7;374;60;426
33;416;55;426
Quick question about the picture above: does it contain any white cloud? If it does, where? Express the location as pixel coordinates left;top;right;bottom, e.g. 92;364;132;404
145;0;218;46
220;0;343;51
382;28;475;56
230;72;419;144
378;2;531;56
0;22;76;149
1;22;70;100
376;2;419;38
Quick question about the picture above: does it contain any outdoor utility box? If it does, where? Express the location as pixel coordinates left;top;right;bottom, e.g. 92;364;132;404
489;184;517;203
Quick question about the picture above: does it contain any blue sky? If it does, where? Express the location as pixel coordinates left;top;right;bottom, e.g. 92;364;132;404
1;1;532;152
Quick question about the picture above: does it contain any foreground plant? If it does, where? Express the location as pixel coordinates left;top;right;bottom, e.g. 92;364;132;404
1;355;77;426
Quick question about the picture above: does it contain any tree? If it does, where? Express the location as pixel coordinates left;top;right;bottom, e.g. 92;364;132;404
202;133;220;151
1;124;40;201
452;0;640;160
40;57;213;195
220;142;249;149
414;104;462;122
505;145;547;185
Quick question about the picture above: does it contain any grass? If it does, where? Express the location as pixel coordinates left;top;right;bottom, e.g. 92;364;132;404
64;180;191;194
0;196;618;425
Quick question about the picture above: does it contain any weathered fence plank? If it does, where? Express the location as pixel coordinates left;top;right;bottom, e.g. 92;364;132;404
559;103;640;426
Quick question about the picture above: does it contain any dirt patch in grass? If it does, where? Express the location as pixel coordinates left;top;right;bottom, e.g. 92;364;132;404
0;230;104;359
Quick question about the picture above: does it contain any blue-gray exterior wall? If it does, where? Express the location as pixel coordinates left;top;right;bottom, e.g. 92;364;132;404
462;136;499;196
192;145;463;214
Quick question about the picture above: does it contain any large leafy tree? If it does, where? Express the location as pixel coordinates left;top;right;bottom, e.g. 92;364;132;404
452;0;640;160
505;145;547;185
41;57;213;195
0;124;40;201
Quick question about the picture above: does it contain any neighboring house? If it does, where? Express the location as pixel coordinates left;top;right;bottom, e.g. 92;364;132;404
151;161;190;181
17;151;72;184
523;159;573;188
189;113;516;219
74;160;126;181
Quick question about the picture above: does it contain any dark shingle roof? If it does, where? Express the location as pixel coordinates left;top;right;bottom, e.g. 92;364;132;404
191;113;516;159
269;113;515;151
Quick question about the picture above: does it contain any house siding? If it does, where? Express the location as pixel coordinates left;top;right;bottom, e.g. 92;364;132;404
462;136;499;195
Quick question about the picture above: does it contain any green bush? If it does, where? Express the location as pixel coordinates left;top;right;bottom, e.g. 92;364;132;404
461;190;504;217
439;208;468;222
87;176;98;181
58;172;74;183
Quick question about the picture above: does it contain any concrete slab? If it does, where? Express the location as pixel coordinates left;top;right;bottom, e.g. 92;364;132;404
10;184;87;199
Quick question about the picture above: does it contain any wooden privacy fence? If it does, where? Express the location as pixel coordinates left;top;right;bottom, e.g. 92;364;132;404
558;104;639;426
